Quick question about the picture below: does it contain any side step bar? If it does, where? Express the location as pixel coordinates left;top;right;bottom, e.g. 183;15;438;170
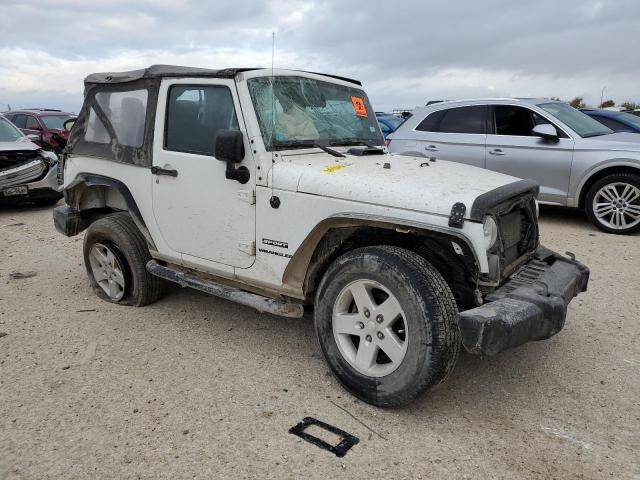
146;260;304;318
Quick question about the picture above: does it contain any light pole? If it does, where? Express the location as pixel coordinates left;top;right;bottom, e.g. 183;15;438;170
600;87;606;107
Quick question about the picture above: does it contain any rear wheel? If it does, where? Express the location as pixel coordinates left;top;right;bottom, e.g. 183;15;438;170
314;246;460;407
83;212;163;306
585;173;640;234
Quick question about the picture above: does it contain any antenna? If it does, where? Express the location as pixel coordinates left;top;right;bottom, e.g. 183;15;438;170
269;31;280;209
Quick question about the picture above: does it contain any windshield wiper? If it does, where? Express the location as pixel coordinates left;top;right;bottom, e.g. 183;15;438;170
271;140;345;157
330;139;378;148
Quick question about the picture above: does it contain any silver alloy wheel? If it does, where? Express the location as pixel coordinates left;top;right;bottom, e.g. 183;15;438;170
332;279;408;377
592;182;640;230
88;243;126;301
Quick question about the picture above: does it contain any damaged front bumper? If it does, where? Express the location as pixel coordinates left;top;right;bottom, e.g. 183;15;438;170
459;246;589;356
0;159;61;200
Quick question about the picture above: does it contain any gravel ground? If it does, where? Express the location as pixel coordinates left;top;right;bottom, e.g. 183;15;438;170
0;202;638;479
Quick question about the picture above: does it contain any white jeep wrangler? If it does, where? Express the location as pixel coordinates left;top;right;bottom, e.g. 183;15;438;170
54;65;589;407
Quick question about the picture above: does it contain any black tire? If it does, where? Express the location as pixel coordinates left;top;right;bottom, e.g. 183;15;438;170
585;173;640;234
83;212;163;306
314;245;460;407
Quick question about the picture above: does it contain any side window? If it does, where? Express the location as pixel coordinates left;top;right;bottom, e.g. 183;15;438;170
25;115;40;130
415;110;445;132
494;106;536;136
12;114;27;128
438;106;485;134
165;85;239;156
85;108;110;144
592;116;630;132
88;90;148;147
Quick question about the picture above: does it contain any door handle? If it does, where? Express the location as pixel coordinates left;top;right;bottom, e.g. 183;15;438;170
151;166;178;177
489;149;505;156
425;145;439;151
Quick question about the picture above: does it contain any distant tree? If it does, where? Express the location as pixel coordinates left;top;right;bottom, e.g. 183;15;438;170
599;99;615;108
550;96;562;101
620;101;639;111
569;97;585;109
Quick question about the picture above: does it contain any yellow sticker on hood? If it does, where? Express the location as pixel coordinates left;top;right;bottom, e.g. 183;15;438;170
322;164;347;174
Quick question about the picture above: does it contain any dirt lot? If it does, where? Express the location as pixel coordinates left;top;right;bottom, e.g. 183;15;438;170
0;202;638;479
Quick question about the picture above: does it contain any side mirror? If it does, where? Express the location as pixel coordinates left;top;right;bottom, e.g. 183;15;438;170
26;134;40;142
215;130;244;163
64;118;76;131
532;124;559;143
215;130;250;184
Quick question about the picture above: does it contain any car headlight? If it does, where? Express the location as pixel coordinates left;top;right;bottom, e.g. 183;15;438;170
483;216;498;250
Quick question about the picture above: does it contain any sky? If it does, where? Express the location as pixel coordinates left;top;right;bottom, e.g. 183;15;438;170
1;0;639;113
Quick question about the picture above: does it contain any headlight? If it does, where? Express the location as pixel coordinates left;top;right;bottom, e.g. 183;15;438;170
483;216;498;250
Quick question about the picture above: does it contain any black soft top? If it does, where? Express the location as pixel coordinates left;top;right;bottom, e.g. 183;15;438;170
85;64;362;86
85;65;257;84
68;65;363;167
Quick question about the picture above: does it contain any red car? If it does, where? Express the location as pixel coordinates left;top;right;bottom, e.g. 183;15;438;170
3;109;76;154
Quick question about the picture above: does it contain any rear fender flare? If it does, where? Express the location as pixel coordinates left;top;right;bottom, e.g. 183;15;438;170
64;173;155;250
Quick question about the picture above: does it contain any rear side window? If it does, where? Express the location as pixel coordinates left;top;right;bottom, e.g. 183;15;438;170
438;106;485;134
85;89;148;147
416;106;486;134
164;85;239;156
415;110;445;132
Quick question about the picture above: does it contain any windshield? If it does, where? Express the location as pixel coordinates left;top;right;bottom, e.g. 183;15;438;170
41;114;75;129
538;102;613;138
248;76;384;150
0;116;24;142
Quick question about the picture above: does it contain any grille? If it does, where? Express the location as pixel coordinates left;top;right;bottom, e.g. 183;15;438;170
0;160;47;189
496;199;539;277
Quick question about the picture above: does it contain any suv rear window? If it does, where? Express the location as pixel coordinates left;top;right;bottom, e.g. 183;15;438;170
85;90;148;147
416;106;485;134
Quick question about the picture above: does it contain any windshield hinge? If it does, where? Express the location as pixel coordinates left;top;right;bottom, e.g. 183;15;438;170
238;240;256;256
237;188;256;205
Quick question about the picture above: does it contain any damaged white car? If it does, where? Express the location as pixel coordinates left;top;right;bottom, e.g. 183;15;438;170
54;65;589;407
0;115;61;204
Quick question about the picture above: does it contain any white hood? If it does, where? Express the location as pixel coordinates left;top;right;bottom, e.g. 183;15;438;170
271;152;522;218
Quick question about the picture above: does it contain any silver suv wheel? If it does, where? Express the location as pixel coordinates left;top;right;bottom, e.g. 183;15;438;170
88;243;126;301
332;279;408;377
592;182;640;231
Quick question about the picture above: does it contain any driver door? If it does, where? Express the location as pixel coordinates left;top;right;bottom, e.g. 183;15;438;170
152;79;256;269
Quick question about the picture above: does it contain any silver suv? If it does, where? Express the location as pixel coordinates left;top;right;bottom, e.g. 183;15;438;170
388;98;640;234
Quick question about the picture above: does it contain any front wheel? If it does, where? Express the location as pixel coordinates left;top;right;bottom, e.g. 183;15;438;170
314;246;460;407
585;173;640;234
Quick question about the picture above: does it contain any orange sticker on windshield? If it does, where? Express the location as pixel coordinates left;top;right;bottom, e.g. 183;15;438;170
351;96;368;117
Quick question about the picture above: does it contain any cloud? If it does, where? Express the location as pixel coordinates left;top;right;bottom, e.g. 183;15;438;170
1;0;639;112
